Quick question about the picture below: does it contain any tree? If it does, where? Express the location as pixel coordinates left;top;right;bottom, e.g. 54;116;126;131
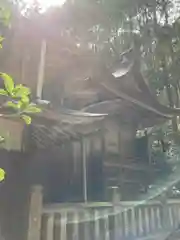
1;0;180;132
58;0;180;132
0;0;41;181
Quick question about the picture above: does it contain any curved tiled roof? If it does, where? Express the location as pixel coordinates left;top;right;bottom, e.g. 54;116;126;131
81;48;180;127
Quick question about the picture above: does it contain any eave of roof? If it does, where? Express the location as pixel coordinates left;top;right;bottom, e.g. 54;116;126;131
27;107;107;149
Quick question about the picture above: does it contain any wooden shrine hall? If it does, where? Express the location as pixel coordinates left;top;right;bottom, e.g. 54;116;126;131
1;42;180;240
0;45;179;204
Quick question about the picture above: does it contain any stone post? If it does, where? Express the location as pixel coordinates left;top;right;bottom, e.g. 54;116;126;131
27;185;43;240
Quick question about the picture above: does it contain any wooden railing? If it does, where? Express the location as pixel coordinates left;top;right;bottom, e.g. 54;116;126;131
40;201;180;240
27;186;180;240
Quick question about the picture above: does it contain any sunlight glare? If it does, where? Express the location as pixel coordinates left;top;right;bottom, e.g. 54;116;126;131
24;0;67;10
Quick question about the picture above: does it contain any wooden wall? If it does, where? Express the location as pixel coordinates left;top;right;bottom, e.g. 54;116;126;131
0;145;80;240
103;117;137;160
0;115;139;240
0;150;30;240
0;118;24;151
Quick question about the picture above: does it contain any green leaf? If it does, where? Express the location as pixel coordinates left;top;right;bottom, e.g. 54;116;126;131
0;73;14;94
18;99;29;111
4;10;10;25
0;168;5;181
21;95;30;104
13;85;31;97
0;5;11;26
6;101;20;109
21;115;31;125
0;135;4;143
0;36;4;43
24;105;41;114
0;36;4;48
0;89;8;96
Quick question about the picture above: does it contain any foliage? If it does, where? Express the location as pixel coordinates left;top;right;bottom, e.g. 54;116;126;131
0;0;41;182
0;168;5;181
3;1;180;118
59;0;180;131
0;0;11;25
0;73;41;124
0;75;41;181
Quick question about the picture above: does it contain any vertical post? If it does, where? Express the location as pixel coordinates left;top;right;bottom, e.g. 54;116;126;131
104;209;110;240
108;186;121;203
82;137;88;203
47;213;54;240
27;185;43;240
94;210;100;239
145;130;152;165
101;127;106;200
37;39;47;99
84;211;91;240
124;209;129;237
160;193;170;231
144;206;150;234
156;206;162;229
131;207;137;237
60;212;67;240
138;207;144;236
150;206;156;232
72;211;79;240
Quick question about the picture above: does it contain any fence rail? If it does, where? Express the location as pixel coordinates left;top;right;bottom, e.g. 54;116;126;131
41;201;180;240
27;186;180;240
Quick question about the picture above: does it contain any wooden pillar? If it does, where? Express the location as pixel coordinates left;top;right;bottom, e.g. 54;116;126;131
27;185;43;240
84;211;91;240
104;209;110;240
108;186;121;203
100;128;106;200
72;211;79;240
46;214;54;240
82;137;88;203
160;193;170;230
120;122;137;161
60;212;67;240
94;210;100;239
37;40;47;99
145;130;152;165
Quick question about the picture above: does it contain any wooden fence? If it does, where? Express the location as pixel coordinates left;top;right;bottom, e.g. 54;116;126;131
27;185;180;240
